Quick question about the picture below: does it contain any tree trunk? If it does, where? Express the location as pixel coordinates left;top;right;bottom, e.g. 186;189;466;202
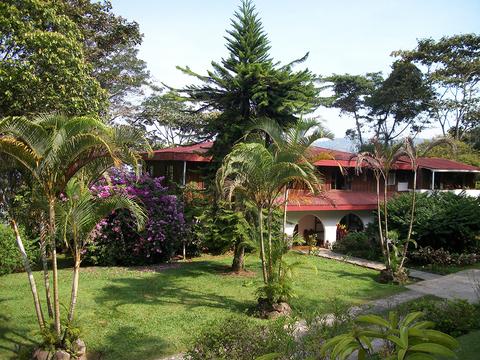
49;198;61;336
267;207;273;277
282;188;289;245
231;244;245;272
68;252;81;323
383;176;392;270
40;220;53;319
258;206;268;283
375;175;386;257
10;220;45;331
400;168;417;269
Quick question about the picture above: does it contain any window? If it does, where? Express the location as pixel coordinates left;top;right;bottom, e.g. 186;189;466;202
387;172;396;186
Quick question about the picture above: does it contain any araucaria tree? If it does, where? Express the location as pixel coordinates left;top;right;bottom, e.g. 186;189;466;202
0;115;149;352
174;0;319;165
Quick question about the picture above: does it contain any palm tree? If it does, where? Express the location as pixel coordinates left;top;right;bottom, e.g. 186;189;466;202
0;114;149;337
354;140;414;274
397;137;454;270
56;177;146;322
248;117;333;243
216;138;322;295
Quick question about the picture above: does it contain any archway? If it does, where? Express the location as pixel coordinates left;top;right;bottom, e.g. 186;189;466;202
295;214;325;247
337;213;364;240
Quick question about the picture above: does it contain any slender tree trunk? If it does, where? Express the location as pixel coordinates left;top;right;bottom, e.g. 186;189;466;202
282;188;289;245
383;177;392;270
267;207;273;277
68;251;81;323
232;244;245;272
40;220;53;319
49;197;61;336
258;206;268;283
11;220;45;331
400;168;417;269
375;175;386;257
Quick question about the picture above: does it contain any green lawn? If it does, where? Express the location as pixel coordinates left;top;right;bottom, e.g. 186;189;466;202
0;252;403;360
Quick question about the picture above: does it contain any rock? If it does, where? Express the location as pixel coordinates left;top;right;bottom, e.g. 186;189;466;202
32;348;51;360
73;338;86;356
257;298;292;319
54;350;71;360
272;302;291;314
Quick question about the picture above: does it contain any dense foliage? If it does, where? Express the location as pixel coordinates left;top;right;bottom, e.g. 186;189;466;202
186;315;296;360
410;246;480;268
384;192;480;252
332;228;382;261
402;298;480;337
86;170;186;265
0;223;38;276
0;0;106;116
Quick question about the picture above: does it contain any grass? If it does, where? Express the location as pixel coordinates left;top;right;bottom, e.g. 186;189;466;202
0;252;403;360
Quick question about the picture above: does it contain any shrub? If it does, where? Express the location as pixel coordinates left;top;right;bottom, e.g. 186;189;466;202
84;170;186;266
404;297;480;337
186;315;295;360
332;228;382;260
0;223;38;276
382;192;480;253
410;246;480;267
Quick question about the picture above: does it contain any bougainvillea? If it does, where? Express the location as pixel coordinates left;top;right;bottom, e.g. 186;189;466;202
85;169;186;265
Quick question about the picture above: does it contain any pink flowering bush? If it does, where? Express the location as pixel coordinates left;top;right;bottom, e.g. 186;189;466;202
85;169;186;265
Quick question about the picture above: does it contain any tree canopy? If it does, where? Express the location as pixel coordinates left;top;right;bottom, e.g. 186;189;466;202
0;0;106;117
393;34;480;139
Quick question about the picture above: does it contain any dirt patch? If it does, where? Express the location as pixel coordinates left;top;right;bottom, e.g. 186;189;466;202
130;263;182;273
221;269;257;277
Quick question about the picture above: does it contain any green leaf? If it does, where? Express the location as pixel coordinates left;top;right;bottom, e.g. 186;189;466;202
409;343;457;358
356;314;391;328
255;353;281;360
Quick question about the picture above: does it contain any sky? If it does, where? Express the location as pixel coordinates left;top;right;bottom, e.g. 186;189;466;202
111;0;480;139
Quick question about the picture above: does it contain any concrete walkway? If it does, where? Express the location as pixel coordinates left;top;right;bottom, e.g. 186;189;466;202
304;248;441;281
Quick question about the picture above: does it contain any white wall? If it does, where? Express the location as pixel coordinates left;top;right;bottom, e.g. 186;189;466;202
286;209;374;245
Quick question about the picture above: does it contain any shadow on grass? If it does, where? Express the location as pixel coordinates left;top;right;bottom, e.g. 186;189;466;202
0;303;38;359
88;326;169;360
95;260;254;313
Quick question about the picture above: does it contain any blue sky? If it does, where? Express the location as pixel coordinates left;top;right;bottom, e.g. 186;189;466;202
111;0;480;138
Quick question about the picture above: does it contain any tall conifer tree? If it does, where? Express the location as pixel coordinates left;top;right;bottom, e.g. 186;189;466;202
175;0;319;164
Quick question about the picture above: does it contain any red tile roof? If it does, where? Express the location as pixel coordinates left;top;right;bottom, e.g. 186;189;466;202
286;190;396;211
143;142;213;162
142;141;480;171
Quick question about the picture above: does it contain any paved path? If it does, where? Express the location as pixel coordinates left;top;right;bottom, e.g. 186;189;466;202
304;248;440;281
407;269;480;303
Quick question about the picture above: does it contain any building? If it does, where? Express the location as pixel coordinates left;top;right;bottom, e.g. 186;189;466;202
142;142;480;246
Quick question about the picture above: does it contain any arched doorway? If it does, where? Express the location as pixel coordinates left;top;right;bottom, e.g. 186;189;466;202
295;214;325;246
337;213;364;240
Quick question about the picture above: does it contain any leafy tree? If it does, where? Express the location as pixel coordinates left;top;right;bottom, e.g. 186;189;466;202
0;0;106;117
319;73;382;146
174;0;319;165
58;0;150;121
393;34;480;139
134;92;212;147
321;62;432;146
0;114;149;344
418;138;480;167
